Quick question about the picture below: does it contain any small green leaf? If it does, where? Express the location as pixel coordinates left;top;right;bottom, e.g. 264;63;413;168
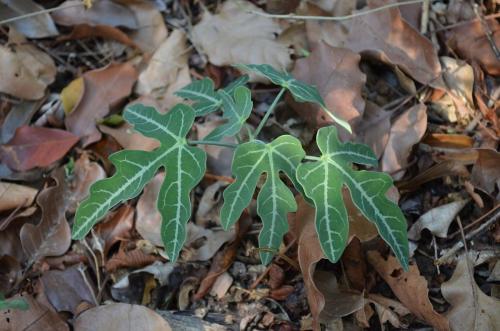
236;64;352;133
0;293;29;311
221;135;305;264
72;104;206;261
175;75;249;116
175;78;221;116
297;126;409;270
204;86;253;142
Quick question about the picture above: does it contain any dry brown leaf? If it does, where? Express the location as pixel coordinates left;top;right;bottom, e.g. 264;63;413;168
367;251;450;331
57;24;140;49
0;0;59;39
0;42;56;100
343;0;442;86
19;169;72;262
51;0;138;29
442;255;500;331
441;57;474;108
183;223;235;262
105;246;159;272
290;42;365;136
136;172;164;246
65;62;138;146
381;103;427;180
422;133;474;149
0;182;37;212
0;126;79;171
0;294;69;331
447;20;500;76
99;122;160;152
74;302;172;331
195;180;227;227
136;30;190;98
192;1;291;76
41;264;96;314
470;149;500;198
126;1;168;53
94;204;134;257
354;101;392;159
408;200;468;241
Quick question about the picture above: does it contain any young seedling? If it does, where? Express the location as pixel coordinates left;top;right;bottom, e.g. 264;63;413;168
72;64;409;270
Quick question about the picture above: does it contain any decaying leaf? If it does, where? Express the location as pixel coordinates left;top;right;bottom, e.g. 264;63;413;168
381;104;427;180
191;1;291;75
73;303;172;330
0;181;37;212
354;101;392;158
442;255;500;331
126;1;168;53
65;62;138;146
470;149;500;198
408;200;468;241
290;42;365;136
94;204;134;256
367;251;450;331
0;0;59;38
0;126;79;171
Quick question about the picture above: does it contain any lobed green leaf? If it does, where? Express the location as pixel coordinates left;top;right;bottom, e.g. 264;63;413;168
221;135;305;264
72;104;206;261
297;126;409;269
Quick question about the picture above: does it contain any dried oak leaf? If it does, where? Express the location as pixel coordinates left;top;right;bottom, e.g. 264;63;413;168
290;42;365;135
65;62;138;147
73;303;172;331
442;255;500;331
19;168;72;262
0;126;78;171
0;294;69;331
344;0;442;86
192;1;291;76
367;251;450;331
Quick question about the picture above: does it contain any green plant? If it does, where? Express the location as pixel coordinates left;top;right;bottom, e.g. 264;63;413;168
0;293;29;311
72;64;409;270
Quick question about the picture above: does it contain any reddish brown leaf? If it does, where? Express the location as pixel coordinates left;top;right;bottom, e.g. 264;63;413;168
0;126;79;171
64;62;138;146
367;251;450;331
471;149;500;198
94;204;134;257
290;42;365;135
105;246;159;272
57;24;139;49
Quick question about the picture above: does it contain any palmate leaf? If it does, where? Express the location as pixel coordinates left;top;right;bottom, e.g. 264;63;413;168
175;75;249;116
72;104;206;261
236;64;352;133
221;135;305;264
204;86;253;142
296;126;409;270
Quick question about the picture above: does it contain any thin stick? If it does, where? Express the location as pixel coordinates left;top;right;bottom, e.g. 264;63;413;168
253;87;286;139
0;2;84;26
248;0;424;21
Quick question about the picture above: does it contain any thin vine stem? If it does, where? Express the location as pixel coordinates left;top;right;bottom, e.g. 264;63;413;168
248;0;424;21
253;87;286;139
304;155;320;161
188;140;237;148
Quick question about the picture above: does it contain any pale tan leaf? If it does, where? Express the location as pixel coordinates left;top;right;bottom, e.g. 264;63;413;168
0;182;37;212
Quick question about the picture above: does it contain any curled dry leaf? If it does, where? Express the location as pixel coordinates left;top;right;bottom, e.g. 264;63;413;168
41;264;96;314
73;303;172;331
344;0;442;86
192;1;291;76
65;62;138;146
19;168;72;262
0;181;37;212
408;200;468;241
51;0;138;29
0;126;79;171
381;103;427;180
290;42;365;136
0;0;59;38
367;251;450;331
0;294;69;331
0;42;56;100
442;255;500;331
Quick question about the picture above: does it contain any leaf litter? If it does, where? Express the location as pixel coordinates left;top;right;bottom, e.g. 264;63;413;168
0;0;499;330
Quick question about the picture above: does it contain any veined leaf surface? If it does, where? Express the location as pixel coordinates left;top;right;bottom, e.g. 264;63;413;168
204;86;253;141
72;104;206;261
175;75;249;116
236;64;352;133
297;126;409;269
221;135;305;264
